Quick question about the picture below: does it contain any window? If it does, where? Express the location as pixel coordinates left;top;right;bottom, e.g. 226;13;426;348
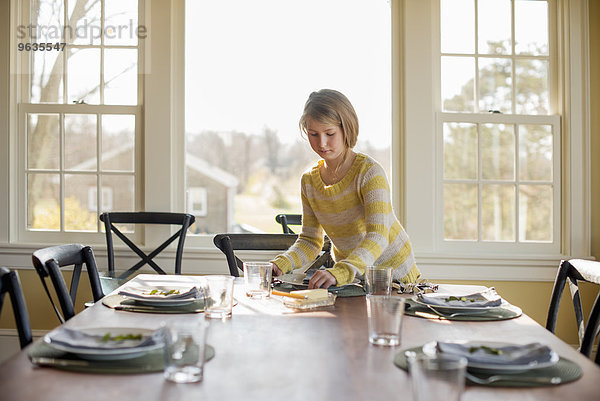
15;0;142;241
404;0;590;278
184;0;393;238
438;0;559;253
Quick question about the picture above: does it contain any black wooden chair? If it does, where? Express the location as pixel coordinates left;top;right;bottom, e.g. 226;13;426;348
213;233;299;277
0;267;32;349
32;244;104;323
99;212;195;280
546;259;600;365
275;214;302;234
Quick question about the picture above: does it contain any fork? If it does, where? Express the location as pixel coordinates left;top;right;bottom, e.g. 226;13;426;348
465;371;562;385
425;305;498;318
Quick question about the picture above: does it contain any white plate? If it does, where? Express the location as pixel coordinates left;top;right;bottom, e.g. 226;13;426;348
422;341;559;373
412;296;504;313
44;327;162;361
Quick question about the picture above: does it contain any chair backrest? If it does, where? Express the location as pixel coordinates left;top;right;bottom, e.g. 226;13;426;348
546;259;600;365
32;244;104;323
275;214;302;234
213;233;299;277
0;267;32;349
99;212;196;279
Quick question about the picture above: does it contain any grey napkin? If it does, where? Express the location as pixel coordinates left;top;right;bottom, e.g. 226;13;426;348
418;287;502;307
436;341;554;365
119;285;200;301
46;327;162;350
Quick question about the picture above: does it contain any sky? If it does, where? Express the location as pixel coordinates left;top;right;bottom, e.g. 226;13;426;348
184;0;392;148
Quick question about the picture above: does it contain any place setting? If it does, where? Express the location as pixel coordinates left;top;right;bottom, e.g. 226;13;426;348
27;318;216;379
394;339;583;390
101;274;205;314
404;284;523;321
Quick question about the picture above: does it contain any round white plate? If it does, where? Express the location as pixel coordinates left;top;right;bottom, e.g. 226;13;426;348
422;341;559;373
44;327;162;361
412;296;504;313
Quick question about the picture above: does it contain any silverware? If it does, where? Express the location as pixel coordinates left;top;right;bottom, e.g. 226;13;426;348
424;304;501;318
465;371;561;385
30;357;89;368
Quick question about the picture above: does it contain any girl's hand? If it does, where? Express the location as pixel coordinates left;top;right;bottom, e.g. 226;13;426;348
271;263;282;277
308;270;337;289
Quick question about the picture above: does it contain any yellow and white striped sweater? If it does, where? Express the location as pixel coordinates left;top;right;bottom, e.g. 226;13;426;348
272;153;420;286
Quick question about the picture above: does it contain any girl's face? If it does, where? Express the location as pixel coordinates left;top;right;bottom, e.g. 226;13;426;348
305;117;346;164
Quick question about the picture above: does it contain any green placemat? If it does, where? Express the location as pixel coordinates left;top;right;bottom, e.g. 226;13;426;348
404;298;522;321
27;341;215;374
393;346;582;387
102;294;205;313
273;283;366;298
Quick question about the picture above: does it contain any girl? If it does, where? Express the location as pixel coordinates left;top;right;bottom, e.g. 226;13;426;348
271;89;420;289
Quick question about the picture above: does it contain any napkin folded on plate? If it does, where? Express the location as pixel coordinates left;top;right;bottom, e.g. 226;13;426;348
436;341;554;365
46;327;161;350
418;287;502;307
118;284;200;301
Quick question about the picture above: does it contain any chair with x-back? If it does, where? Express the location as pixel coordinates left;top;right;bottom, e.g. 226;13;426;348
32;244;104;323
0;267;32;349
546;259;600;365
99;212;196;282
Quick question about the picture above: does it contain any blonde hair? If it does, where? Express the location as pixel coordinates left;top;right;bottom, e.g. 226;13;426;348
299;89;359;150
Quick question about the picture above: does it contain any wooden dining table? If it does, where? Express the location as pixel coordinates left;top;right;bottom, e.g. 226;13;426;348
1;275;599;401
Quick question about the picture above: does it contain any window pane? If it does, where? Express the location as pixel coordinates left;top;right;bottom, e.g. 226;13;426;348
104;49;138;105
67;0;101;46
479;57;512;113
101;115;135;171
482;184;515;241
481;123;514;180
64;174;97;231
27;173;59;230
519;124;552;181
441;56;475;112
443;122;477;180
101;175;135;214
64;114;97;170
31;50;64;104
440;0;474;54
67;48;100;104
519;184;552;241
478;0;511;55
516;59;549;114
104;0;139;46
444;183;478;240
28;114;60;170
185;0;391;234
515;0;549;55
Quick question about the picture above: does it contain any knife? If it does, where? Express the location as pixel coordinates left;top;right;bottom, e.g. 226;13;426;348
30;357;90;368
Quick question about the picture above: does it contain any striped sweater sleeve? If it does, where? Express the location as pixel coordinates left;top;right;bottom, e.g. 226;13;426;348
270;175;324;274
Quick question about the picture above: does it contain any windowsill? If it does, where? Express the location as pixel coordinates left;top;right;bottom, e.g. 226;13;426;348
1;243;592;282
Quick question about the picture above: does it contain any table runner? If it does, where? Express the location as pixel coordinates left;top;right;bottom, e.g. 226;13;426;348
102;294;205;313
404;298;522;321
393;346;582;387
27;341;215;374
